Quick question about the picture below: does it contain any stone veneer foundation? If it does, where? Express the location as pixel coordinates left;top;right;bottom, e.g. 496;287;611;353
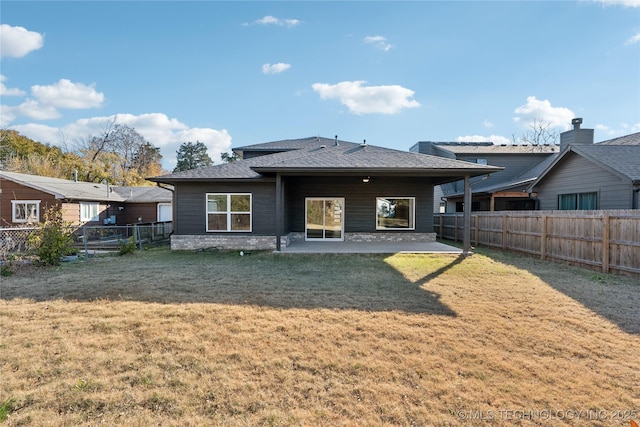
171;232;436;251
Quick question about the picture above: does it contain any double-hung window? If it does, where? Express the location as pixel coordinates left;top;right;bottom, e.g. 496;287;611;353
80;202;100;222
376;197;415;230
206;193;251;232
12;200;40;223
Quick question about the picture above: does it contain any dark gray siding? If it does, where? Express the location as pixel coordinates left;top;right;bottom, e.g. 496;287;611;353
174;181;276;235
534;152;633;210
431;153;553;195
458;153;550;183
284;176;435;233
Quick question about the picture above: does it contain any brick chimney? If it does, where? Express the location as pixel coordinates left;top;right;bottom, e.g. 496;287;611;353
560;118;594;151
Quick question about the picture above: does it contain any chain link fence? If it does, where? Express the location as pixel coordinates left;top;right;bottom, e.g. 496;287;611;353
0;222;172;261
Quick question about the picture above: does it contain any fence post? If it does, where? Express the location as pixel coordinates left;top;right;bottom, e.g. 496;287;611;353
502;213;508;250
83;227;89;259
602;213;610;273
439;215;444;239
540;214;547;261
474;215;479;246
135;225;142;251
454;215;458;242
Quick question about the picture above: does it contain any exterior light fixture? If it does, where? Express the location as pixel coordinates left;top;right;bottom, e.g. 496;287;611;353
363;177;370;183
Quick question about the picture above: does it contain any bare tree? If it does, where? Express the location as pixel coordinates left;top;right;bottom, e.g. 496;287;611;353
71;117;163;185
511;118;559;149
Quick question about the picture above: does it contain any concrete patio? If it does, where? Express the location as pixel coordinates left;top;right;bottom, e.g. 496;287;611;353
276;240;463;254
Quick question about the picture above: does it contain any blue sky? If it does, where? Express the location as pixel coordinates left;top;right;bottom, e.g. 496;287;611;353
1;0;639;171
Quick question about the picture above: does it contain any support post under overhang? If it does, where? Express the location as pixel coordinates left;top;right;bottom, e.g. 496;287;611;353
275;173;283;251
463;175;472;255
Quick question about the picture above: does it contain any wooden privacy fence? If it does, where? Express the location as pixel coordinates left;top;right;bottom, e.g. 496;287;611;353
434;210;640;278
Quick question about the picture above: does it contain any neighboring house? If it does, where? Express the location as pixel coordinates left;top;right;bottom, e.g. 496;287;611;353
410;140;559;212
527;123;640;210
0;171;172;227
149;136;500;251
115;186;174;223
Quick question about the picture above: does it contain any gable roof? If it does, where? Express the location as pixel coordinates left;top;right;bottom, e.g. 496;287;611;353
152;137;502;183
528;143;640;191
0;171;171;202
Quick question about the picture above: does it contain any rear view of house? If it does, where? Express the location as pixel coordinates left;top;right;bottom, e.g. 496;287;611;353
150;136;500;251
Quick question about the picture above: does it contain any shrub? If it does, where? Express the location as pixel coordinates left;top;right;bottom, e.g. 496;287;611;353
118;237;137;255
28;206;74;266
1;264;13;277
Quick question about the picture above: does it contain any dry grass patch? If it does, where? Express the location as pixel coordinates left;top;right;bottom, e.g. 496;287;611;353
1;247;639;426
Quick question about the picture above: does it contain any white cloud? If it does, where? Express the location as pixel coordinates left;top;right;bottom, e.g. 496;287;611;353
15;99;61;120
0;24;44;58
1;79;105;125
0;104;16;127
483;119;494;128
594;0;640;7
0;75;25;96
254;15;301;28
596;122;640;135
11;113;232;170
513;96;575;130
626;32;640;44
364;35;392;52
262;63;291;74
31;79;104;109
457;134;511;145
311;80;420;115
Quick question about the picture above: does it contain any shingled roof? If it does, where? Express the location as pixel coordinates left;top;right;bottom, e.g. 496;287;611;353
570;145;640;182
151;137;502;183
0;171;172;202
596;131;640;146
528;143;640;191
0;171;126;202
410;140;559;156
442;152;559;197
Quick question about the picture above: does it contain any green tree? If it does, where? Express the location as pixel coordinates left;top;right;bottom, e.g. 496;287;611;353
220;151;240;163
0;130;67;175
174;141;213;172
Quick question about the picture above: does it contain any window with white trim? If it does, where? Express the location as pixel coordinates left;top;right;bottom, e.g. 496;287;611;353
376;197;415;230
12;200;40;223
80;202;100;222
206;193;252;232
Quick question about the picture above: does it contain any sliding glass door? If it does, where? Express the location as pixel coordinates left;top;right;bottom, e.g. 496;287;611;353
305;198;344;240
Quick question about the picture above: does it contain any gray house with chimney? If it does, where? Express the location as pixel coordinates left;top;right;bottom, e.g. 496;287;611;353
410;140;558;212
527;120;640;210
